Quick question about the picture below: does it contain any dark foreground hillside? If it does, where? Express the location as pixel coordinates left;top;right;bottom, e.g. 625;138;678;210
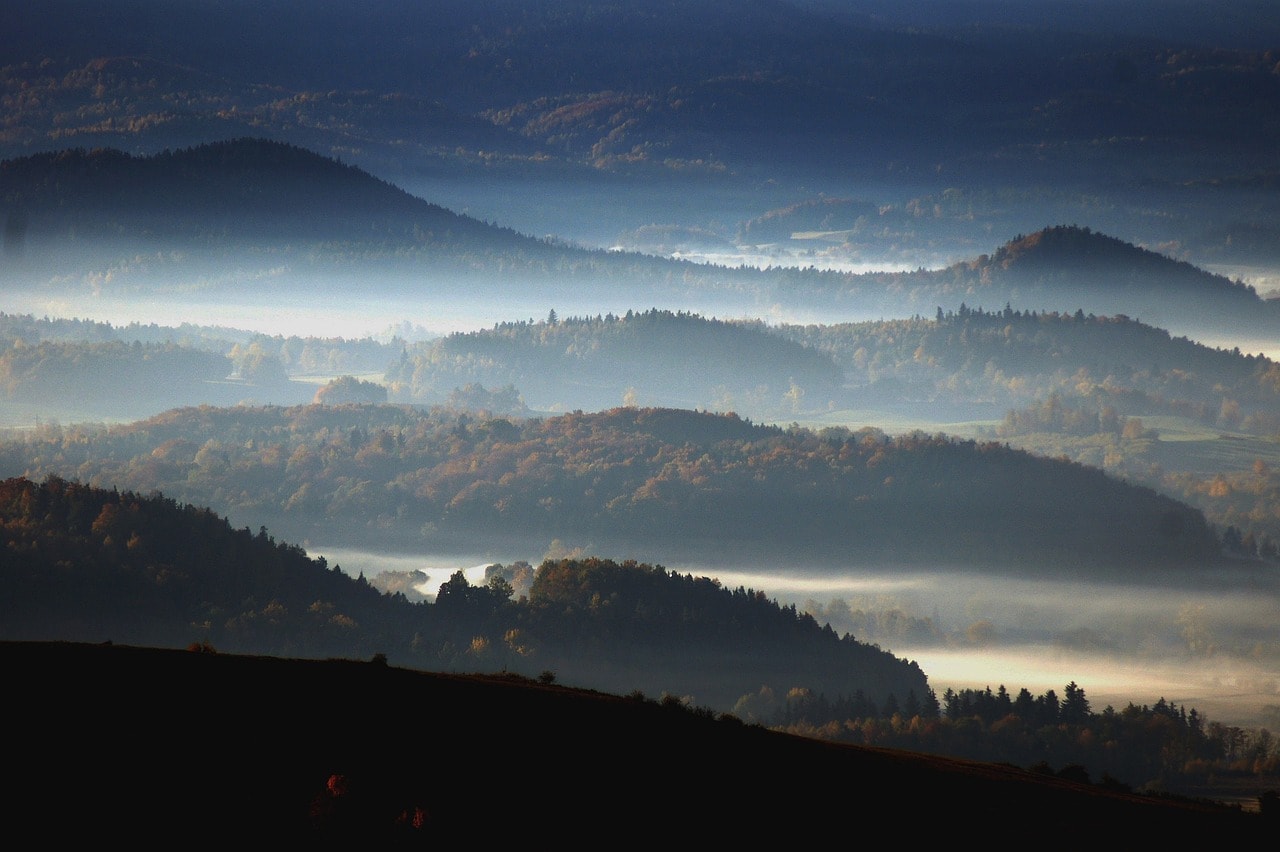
5;641;1265;845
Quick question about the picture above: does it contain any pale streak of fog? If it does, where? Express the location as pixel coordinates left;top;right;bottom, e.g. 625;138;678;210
6;243;938;341
306;545;511;598
9;291;479;340
12;287;785;341
694;565;1280;729
299;547;1280;729
666;250;925;276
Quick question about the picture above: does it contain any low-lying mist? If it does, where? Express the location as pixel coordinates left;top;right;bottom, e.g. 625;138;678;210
698;562;1280;730
314;543;1280;730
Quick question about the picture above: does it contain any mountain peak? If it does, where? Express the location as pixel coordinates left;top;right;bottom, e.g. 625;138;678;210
991;225;1152;270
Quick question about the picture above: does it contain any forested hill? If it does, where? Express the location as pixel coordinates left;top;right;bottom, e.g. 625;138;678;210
973;227;1262;309
794;225;1280;340
387;308;845;414
775;304;1280;426
0;405;1222;576
6;140;1277;344
0;138;531;247
0;474;930;713
0;138;774;302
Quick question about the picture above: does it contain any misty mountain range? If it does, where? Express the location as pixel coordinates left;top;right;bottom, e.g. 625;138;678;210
5;136;1280;559
6;138;1280;345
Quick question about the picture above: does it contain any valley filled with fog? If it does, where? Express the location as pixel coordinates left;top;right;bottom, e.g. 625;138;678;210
307;541;1280;730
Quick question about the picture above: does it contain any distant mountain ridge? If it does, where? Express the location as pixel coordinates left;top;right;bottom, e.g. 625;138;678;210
4;139;1279;345
1;138;527;246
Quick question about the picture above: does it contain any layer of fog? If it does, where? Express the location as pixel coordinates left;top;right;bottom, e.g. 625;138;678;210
704;563;1280;730
314;544;1280;730
4;276;890;344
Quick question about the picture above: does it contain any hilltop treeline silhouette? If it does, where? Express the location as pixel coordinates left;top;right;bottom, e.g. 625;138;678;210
0;473;928;711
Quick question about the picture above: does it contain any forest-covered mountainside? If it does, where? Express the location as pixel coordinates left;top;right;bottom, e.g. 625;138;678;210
0;473;929;712
777;303;1280;423
4;472;1276;825
0;139;532;248
387;308;846;415
0;405;1222;576
5;640;1266;843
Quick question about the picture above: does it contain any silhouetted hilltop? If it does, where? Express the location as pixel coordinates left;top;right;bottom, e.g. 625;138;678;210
1;138;530;247
809;225;1280;339
2;639;1264;843
0;474;931;710
977;226;1259;303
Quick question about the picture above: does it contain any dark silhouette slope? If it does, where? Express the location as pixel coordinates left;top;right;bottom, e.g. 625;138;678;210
3;640;1264;844
1;138;532;247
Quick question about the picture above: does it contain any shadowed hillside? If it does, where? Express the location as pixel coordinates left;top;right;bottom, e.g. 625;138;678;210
3;639;1266;844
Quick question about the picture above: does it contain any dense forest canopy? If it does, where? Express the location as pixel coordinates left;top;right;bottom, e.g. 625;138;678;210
0;474;928;711
0;404;1221;575
778;303;1280;422
387;307;845;414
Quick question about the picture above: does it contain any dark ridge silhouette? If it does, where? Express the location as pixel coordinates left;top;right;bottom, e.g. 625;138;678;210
979;226;1259;303
0;474;931;711
0;137;534;248
2;639;1265;844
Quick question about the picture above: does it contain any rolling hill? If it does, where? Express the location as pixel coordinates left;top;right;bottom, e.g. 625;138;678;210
0;473;932;711
4;639;1266;843
7;639;1269;839
0;405;1223;576
5;139;1280;348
